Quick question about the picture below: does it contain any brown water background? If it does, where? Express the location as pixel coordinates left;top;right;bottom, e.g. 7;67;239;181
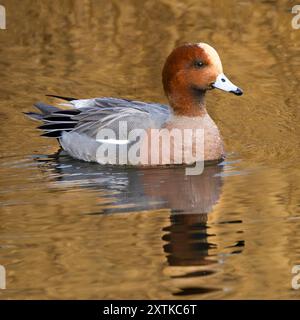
0;0;300;299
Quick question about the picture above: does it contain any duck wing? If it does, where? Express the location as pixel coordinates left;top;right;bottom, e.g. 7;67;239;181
26;97;172;139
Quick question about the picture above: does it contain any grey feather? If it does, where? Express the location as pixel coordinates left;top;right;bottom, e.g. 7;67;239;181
46;94;77;101
24;112;44;121
26;97;172;144
34;102;60;114
70;98;172;140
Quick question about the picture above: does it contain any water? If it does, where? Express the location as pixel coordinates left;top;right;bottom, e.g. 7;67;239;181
0;0;300;299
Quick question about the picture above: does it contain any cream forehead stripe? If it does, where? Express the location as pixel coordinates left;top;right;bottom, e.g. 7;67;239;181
197;43;223;73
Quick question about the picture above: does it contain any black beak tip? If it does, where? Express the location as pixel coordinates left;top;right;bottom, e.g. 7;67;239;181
231;88;243;96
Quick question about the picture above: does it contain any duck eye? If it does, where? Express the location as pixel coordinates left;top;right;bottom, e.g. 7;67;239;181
194;60;204;68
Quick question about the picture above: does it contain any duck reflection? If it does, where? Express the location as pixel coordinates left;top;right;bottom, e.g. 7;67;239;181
38;153;223;216
150;165;222;267
37;154;243;287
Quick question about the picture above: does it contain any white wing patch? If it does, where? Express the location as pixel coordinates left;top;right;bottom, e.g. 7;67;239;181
96;139;130;145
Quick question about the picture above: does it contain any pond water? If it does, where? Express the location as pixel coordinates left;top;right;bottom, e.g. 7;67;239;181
0;0;300;299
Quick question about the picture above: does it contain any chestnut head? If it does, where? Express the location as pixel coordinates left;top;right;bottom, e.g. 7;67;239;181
162;43;243;103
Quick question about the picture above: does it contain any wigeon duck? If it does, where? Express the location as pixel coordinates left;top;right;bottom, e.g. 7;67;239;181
26;43;243;167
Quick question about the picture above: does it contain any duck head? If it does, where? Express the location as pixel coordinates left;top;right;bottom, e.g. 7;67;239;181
162;43;243;116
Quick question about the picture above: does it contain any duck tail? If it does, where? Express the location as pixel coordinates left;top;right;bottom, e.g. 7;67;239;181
46;94;78;101
24;102;81;138
24;102;61;121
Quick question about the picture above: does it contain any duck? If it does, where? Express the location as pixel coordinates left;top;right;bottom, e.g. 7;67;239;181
26;43;243;168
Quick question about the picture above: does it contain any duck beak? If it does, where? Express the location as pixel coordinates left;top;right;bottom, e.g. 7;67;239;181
212;73;243;96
